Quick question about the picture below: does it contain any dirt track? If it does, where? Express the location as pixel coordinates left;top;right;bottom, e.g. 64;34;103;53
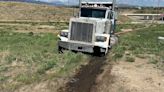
58;56;164;92
58;56;108;92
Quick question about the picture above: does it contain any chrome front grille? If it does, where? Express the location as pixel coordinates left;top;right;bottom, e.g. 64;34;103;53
70;22;93;43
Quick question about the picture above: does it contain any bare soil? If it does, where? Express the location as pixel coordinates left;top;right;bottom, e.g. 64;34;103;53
58;56;108;92
92;58;164;92
15;78;68;92
11;56;164;92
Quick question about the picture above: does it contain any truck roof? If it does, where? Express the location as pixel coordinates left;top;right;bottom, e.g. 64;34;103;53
81;6;111;10
81;2;113;4
81;2;113;10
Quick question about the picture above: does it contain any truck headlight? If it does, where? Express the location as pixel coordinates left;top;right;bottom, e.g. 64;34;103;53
96;36;107;42
60;32;68;38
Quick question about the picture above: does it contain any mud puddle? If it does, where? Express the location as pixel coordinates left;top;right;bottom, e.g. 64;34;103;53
58;56;107;92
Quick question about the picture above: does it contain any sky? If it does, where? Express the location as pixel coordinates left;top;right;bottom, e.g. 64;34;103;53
36;0;164;6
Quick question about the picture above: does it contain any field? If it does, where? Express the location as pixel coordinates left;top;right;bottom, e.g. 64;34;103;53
0;27;89;92
113;24;164;69
0;1;164;92
0;1;74;21
134;8;164;14
0;2;88;92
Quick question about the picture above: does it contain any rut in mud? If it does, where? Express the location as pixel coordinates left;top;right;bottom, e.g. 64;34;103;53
58;56;107;92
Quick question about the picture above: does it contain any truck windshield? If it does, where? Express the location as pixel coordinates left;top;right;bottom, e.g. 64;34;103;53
81;8;106;18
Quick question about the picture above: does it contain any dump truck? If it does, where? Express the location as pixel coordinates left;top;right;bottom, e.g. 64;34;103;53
58;0;118;55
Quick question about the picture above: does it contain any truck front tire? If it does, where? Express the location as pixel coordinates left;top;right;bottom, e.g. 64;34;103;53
93;47;106;56
58;46;63;53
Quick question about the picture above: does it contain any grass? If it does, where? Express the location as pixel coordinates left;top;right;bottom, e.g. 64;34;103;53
0;2;74;21
149;57;159;64
0;22;69;33
0;66;8;72
116;24;146;32
0;76;8;82
112;45;126;61
117;15;132;24
125;56;135;62
134;8;164;14
0;30;88;91
112;24;164;65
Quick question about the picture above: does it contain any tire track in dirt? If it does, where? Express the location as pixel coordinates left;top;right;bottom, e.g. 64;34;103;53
58;56;107;92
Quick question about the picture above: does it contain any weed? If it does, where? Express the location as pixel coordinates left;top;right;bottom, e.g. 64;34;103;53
0;66;8;72
149;57;159;64
15;73;40;84
0;76;8;82
28;32;34;36
136;54;147;59
125;56;135;62
5;56;17;64
112;45;126;61
37;60;57;74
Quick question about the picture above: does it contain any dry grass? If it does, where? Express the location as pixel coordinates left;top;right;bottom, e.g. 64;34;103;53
0;1;75;21
112;24;164;71
117;15;132;24
0;30;88;92
0;2;85;92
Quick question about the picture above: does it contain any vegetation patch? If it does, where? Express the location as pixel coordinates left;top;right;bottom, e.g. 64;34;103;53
125;56;135;62
134;8;164;14
0;31;88;91
0;2;74;21
112;24;164;66
116;24;146;32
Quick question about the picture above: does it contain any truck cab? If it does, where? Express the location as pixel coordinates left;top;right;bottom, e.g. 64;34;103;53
58;2;117;55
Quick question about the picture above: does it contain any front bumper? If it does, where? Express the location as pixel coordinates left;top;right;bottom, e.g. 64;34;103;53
58;41;107;54
58;41;94;53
